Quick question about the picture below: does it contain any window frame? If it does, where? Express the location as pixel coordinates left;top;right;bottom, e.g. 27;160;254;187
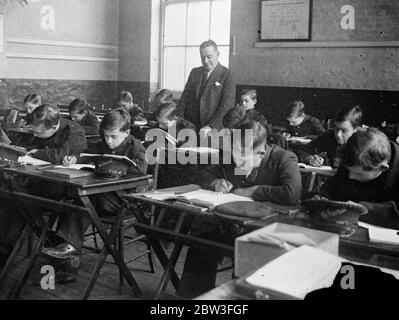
160;0;231;94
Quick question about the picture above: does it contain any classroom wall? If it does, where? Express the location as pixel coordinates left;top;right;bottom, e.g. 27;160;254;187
230;0;399;125
0;0;121;110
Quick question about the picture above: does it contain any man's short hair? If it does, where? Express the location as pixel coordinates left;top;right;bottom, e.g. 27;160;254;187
101;108;131;132
240;89;257;101
200;39;218;51
334;105;363;128
32;104;60;129
342;127;391;171
286;100;305;119
236;120;267;150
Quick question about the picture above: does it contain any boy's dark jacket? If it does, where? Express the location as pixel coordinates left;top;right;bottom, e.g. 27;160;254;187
202;144;302;206
321;141;399;228
87;134;148;175
28;118;87;164
70;114;99;135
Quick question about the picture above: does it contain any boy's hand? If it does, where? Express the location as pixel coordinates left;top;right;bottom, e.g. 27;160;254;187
62;155;77;166
211;179;233;194
308;155;325;167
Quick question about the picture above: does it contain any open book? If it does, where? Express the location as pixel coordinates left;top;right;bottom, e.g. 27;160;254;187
79;153;138;168
287;137;312;144
136;189;253;210
245;245;344;299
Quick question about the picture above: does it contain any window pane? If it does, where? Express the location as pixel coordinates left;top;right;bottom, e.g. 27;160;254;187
218;46;230;67
210;0;231;45
164;3;187;46
185;46;202;81
186;1;210;46
163;47;186;91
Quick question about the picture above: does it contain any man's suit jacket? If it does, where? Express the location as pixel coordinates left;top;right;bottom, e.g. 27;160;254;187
178;63;235;130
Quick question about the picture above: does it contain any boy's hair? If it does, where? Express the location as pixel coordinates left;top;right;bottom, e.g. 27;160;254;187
236;120;267;150
118;91;134;103
240;89;257;101
200;39;218;51
32;104;60;129
153;89;173;110
286;100;305;119
101;108;131;132
155;102;178;121
342;127;391;171
334;105;363;128
223;105;246;129
69;98;89;114
24;93;41;106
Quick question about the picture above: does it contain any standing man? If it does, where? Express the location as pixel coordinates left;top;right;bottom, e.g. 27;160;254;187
178;40;235;134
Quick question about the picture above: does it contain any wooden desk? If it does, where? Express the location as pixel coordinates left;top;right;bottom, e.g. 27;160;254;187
122;185;238;299
0;165;151;299
299;165;337;192
4;128;33;135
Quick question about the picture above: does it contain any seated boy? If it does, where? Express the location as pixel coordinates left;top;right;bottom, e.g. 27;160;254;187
118;91;145;123
296;105;363;168
42;109;148;263
321;127;399;228
68;98;99;135
0;104;87;267
223;89;272;133
3;93;41;129
177;121;302;298
154;102;196;132
27;104;88;163
285;100;325;138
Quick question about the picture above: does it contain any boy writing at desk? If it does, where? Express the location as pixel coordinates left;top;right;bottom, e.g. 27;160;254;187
320;127;399;228
27;104;87;163
0;104;87;267
42;109;147;274
177;121;302;298
296;105;363;168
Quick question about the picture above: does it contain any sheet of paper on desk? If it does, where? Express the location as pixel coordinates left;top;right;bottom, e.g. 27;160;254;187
358;222;399;245
180;189;253;207
288;137;311;144
18;155;51;166
298;163;333;171
140;192;179;201
134;120;148;126
246;245;343;299
54;164;95;170
176;147;220;154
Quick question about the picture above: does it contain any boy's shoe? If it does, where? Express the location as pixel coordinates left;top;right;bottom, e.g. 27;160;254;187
42;243;79;260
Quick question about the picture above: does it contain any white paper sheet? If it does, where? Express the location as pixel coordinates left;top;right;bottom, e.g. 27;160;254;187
18;155;51;166
358;222;399;245
246;245;343;299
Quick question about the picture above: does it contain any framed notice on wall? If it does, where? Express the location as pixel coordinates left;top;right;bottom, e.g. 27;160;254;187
259;0;312;41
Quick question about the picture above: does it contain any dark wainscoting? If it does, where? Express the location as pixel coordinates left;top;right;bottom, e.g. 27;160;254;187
0;79;151;112
236;85;399;128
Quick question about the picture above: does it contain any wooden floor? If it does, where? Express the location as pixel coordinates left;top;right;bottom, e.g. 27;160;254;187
0;231;233;300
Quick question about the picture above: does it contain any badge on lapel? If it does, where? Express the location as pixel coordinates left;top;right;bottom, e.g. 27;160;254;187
215;81;221;87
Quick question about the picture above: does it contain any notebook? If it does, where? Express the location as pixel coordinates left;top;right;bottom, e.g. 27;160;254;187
138;189;253;210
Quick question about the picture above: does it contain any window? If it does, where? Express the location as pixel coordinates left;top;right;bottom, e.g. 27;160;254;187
162;0;231;92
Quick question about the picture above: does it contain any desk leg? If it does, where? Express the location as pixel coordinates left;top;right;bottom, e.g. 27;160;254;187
10;214;57;299
153;213;193;300
79;196;142;299
0;225;31;288
133;206;181;290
